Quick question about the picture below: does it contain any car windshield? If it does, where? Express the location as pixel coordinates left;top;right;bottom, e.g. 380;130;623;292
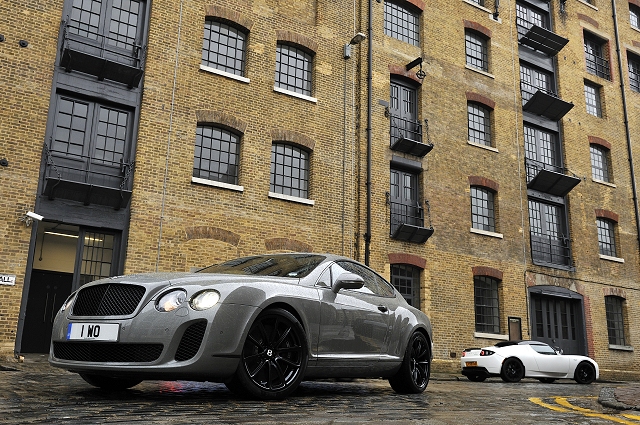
197;254;326;278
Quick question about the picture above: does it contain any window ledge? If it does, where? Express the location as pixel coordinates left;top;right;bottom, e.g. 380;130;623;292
600;254;624;263
192;177;244;192
577;0;598;11
470;228;503;239
269;191;315;206
633;26;640;35
468;140;499;153
199;64;250;84
462;0;491;14
592;178;616;188
474;332;509;340
609;344;634;352
273;86;318;103
465;65;495;79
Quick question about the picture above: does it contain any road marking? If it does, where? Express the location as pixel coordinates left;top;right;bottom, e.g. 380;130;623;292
622;415;640;421
529;396;639;424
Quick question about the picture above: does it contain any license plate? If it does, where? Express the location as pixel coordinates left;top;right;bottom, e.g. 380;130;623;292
465;361;478;367
66;323;119;342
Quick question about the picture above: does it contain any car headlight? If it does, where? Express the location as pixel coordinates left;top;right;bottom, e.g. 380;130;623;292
156;290;187;312
480;349;495;356
189;290;220;311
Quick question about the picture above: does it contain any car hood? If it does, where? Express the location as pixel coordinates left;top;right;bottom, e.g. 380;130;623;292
93;272;298;287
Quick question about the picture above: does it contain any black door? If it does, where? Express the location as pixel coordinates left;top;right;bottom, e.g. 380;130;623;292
390;79;419;142
21;270;73;353
530;293;584;355
390;169;421;236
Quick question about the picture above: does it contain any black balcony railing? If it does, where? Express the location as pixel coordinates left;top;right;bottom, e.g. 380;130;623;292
585;53;611;80
389;115;433;157
520;81;556;104
389;200;433;243
60;19;145;88
525;158;580;197
43;142;134;209
531;234;572;268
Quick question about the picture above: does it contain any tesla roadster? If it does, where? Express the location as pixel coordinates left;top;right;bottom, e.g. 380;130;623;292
49;253;433;399
461;340;599;384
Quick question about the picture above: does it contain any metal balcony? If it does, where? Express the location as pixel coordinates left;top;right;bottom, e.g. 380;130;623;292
389;200;433;243
530;234;573;268
520;82;574;121
517;22;568;56
60;20;145;88
525;158;580;197
389;115;433;157
43;143;134;210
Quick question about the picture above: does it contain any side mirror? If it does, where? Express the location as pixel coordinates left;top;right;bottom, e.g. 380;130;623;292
332;272;364;293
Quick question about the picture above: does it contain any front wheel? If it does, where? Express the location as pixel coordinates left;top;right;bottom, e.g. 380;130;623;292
574;362;596;384
225;308;307;400
79;373;142;390
389;332;431;394
500;358;524;383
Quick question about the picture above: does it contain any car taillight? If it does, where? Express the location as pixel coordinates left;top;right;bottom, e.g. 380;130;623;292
461;351;466;357
480;349;495;356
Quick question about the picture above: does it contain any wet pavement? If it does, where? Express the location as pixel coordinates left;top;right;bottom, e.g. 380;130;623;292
1;354;638;424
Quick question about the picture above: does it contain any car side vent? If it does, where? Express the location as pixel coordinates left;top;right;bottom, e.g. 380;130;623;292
72;284;146;316
175;321;207;362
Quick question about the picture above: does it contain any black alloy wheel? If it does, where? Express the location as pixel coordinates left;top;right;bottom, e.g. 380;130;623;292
574;362;596;384
389;331;431;394
79;373;142;391
226;308;307;400
500;358;525;383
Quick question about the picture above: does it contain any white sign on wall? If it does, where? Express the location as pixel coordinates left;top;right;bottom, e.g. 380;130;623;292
0;275;16;286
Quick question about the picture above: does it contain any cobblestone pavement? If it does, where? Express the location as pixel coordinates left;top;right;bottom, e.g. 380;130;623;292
1;355;639;424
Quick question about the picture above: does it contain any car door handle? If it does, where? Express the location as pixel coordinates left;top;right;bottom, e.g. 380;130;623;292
378;305;388;313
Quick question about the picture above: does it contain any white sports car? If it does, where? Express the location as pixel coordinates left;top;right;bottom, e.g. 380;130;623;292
461;341;599;384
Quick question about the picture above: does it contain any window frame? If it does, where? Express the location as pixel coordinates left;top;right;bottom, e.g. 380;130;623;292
584;81;603;117
605;296;626;346
631;3;640;29
474;275;500;334
584;33;611;80
391;264;421;308
270;142;311;200
528;198;572;268
465;30;489;72
597;217;618;257
383;1;420;46
192;124;241;186
201;19;248;77
467;102;492;146
274;42;314;98
590;144;612;183
628;52;640;92
471;186;496;233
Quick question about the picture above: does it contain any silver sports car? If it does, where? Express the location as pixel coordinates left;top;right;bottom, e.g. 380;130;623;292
49;253;433;399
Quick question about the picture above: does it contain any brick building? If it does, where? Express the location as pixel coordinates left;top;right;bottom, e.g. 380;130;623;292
0;0;638;379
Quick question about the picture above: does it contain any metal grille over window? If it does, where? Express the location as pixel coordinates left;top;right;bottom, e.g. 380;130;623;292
270;143;309;199
202;20;247;76
383;1;420;46
528;200;572;267
193;125;240;185
629;54;640;93
605;296;626;346
471;186;496;232
597;218;617;257
391;264;420;308
275;44;313;96
474;276;499;334
584;36;611;80
465;31;488;72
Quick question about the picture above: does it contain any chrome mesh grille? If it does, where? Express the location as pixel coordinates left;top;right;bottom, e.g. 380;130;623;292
72;283;146;316
175;321;207;362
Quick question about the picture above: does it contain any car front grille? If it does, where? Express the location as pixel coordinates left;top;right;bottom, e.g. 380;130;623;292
72;283;146;316
175;321;207;362
53;341;163;363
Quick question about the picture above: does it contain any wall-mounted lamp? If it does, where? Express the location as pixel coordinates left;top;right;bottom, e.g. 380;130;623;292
406;57;426;80
493;0;500;20
21;211;43;227
344;32;367;59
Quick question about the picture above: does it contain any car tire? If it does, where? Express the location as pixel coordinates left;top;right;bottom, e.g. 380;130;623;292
500;358;524;383
537;378;556;384
79;373;142;390
225;308;308;400
389;331;431;394
467;375;486;382
574;361;596;384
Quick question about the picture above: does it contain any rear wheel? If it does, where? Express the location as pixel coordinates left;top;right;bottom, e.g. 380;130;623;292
467;375;486;382
574;362;596;384
79;373;142;390
225;308;307;400
500;358;524;383
389;332;431;394
537;378;556;384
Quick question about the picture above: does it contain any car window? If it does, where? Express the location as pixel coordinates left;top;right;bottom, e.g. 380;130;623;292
531;344;557;355
333;261;394;297
316;265;332;288
198;254;326;278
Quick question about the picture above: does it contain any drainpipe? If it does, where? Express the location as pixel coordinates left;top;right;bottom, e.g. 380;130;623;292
364;0;373;266
612;0;640;250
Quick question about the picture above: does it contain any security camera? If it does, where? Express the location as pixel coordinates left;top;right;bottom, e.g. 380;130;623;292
26;211;44;221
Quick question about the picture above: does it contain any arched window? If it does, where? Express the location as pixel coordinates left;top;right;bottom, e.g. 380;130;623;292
474;275;500;334
202;19;248;76
391;264;420;308
193;125;241;185
270;143;310;199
